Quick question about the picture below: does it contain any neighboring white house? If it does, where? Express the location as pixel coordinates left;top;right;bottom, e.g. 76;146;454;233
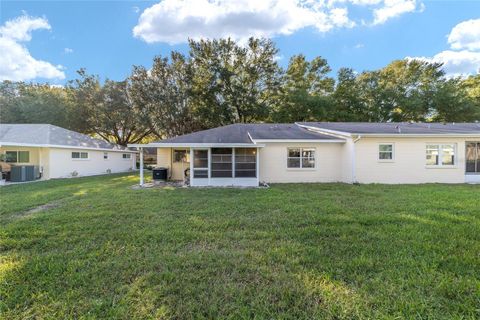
129;122;480;186
0;124;137;181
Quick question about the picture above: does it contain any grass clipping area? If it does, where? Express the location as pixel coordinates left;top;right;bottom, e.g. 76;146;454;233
0;173;479;319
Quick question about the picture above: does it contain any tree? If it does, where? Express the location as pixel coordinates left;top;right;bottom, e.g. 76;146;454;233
68;69;152;146
272;55;334;122
462;74;480;119
129;52;198;139
351;59;456;122
433;77;479;122
189;38;281;126
0;81;76;129
331;68;364;121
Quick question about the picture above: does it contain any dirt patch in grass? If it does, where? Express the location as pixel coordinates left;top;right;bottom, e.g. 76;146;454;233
4;200;65;222
25;201;63;215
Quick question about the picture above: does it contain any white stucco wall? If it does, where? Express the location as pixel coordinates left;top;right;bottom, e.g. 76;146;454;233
48;148;136;179
258;142;345;183
354;137;474;184
152;136;480;185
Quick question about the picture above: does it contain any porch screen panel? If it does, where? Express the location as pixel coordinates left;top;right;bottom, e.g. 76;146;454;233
235;148;256;178
193;150;208;178
211;148;232;178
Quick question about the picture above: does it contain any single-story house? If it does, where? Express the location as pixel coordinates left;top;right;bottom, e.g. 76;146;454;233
0;124;137;182
129;122;480;186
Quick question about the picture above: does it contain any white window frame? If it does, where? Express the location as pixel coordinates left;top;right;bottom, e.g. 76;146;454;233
378;143;395;162
122;153;132;160
286;147;316;170
72;151;89;160
425;143;457;168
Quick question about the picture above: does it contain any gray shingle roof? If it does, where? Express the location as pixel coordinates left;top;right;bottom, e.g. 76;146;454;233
0;124;130;151
299;122;480;135
154;123;340;144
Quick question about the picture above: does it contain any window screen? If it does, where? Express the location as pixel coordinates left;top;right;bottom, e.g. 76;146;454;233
379;144;393;160
235;148;256;178
72;152;88;159
426;144;455;166
193;150;208;178
211;148;232;178
287;148;315;168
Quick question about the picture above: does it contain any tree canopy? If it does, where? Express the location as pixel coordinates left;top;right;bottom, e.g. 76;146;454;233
1;38;479;145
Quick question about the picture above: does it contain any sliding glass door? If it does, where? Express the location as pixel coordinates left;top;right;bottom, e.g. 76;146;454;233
466;142;480;174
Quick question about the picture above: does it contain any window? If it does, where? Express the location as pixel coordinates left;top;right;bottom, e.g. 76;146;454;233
379;144;394;160
193;150;208;178
5;151;17;163
174;149;188;162
72;152;88;159
235;148;256;178
104;152;109;160
122;153;131;159
287;148;315;168
466;142;480;174
426;144;456;166
211;148;232;178
4;151;29;163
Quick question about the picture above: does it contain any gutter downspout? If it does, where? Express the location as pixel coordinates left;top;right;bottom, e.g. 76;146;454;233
352;135;362;183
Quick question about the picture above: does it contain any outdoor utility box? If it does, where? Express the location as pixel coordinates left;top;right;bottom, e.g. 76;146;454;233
152;167;168;181
10;165;37;182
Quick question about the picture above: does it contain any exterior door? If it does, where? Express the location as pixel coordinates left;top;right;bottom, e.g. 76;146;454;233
171;149;190;180
465;142;480;174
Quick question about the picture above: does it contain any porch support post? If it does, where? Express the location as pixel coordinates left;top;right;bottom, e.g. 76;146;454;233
232;148;236;178
189;148;194;186
139;147;144;186
207;148;211;185
256;147;260;186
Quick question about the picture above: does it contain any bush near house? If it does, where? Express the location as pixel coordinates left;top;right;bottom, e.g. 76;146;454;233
1;173;479;319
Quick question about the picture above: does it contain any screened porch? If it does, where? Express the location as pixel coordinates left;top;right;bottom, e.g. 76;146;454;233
189;147;259;187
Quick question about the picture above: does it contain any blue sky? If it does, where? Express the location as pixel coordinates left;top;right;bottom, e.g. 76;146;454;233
1;0;479;84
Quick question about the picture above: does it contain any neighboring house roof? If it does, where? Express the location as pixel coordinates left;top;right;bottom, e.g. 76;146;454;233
150;123;341;145
299;122;480;135
0;124;135;152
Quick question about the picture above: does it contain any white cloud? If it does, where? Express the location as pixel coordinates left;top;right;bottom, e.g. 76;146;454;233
133;0;360;44
133;6;140;13
0;15;65;81
447;18;480;51
133;0;424;44
64;47;73;54
407;18;480;77
372;0;419;25
410;50;480;78
0;14;50;41
354;43;364;48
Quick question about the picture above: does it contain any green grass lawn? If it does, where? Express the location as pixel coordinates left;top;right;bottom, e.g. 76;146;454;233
1;173;479;319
